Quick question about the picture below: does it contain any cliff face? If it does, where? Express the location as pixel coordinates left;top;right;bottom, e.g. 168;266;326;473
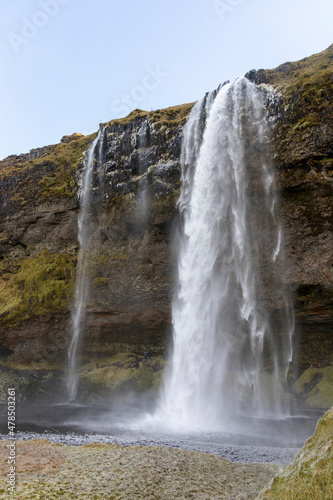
249;45;333;379
0;105;192;400
0;46;332;405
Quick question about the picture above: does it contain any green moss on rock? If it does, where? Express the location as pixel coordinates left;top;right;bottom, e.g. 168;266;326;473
0;251;76;328
77;353;165;398
294;366;333;409
0;132;97;208
258;44;333;171
103;103;194;130
258;408;333;499
93;277;108;288
0;364;65;403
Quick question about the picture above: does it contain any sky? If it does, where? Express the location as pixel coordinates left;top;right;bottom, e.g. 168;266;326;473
0;0;332;160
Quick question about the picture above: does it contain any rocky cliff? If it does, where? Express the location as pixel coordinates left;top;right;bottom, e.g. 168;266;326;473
0;45;332;406
247;44;333;395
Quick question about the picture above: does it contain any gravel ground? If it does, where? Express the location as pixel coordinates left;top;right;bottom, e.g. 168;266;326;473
2;429;299;464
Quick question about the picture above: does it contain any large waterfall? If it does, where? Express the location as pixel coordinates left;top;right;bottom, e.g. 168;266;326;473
156;78;294;430
67;127;106;401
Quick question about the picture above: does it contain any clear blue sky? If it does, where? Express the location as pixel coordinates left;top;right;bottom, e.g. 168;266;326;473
0;0;332;160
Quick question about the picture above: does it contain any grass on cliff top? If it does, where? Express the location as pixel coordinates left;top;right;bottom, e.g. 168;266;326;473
259;43;333;168
33;133;98;198
0;251;75;327
0;439;279;499
0;132;97;200
0;103;193;204
259;43;333;96
258;408;333;499
264;43;333;128
104;102;194;130
0;133;96;178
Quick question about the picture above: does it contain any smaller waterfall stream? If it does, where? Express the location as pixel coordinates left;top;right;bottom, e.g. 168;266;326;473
155;77;294;430
67;127;106;401
136;118;150;224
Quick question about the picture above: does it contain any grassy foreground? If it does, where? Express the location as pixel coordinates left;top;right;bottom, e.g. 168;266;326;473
0;440;279;499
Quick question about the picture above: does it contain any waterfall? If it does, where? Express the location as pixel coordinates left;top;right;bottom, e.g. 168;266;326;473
67;127;106;401
156;77;293;430
136;117;150;224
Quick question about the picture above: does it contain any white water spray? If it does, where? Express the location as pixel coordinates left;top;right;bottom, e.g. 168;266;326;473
156;78;293;430
67;127;106;401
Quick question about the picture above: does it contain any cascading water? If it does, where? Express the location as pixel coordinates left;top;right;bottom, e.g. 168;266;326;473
67;127;106;401
136;117;150;223
156;77;293;430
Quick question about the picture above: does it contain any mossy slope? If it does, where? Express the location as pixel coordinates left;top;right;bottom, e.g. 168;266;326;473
253;43;333;172
258;408;333;499
0;133;97;209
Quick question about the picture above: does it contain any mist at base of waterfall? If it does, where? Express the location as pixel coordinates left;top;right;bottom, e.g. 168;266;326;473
0;398;322;465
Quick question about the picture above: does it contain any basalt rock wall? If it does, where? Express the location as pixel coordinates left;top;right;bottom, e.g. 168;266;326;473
0;45;332;405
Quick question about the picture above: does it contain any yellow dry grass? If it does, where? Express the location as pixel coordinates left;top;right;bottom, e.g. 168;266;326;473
0;439;279;499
